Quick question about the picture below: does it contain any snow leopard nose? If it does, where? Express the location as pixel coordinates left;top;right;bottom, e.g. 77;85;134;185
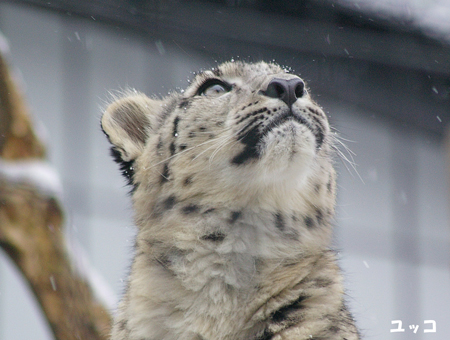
261;78;305;108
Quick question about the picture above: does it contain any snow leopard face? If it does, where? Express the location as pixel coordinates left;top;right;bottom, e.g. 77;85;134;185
102;61;334;212
102;62;358;340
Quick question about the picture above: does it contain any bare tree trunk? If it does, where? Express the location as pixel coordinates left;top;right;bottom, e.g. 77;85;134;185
0;47;111;339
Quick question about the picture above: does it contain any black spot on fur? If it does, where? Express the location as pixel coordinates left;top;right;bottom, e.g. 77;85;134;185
271;294;309;323
179;143;188;150
327;179;332;192
316;208;323;224
254;329;273;340
163;195;177;210
189;131;196;138
118;320;127;331
179;100;190;109
169;141;176;156
275;212;285;231
161;163;170;183
182;204;200;214
199;126;206;131
201;232;226;242
183;177;193;186
329;325;340;333
203;208;216;214
229;211;242;223
304;216;314;229
110;147;137;192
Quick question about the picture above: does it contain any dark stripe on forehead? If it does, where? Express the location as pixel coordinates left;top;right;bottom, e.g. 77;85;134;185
172;116;180;137
169;116;181;156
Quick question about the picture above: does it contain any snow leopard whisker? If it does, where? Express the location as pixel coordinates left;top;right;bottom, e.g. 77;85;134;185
209;136;240;166
208;124;254;165
191;133;234;163
148;132;232;170
331;134;363;183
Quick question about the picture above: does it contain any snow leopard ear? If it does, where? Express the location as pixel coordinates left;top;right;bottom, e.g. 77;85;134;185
101;92;160;162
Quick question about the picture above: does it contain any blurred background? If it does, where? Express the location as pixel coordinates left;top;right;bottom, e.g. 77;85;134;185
0;0;449;339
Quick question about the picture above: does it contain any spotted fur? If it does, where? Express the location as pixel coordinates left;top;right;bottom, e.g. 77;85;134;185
102;61;360;340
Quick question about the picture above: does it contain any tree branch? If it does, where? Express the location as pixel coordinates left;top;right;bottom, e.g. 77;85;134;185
0;43;111;340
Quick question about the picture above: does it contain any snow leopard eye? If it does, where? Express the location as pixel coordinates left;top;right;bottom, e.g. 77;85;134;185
197;79;231;97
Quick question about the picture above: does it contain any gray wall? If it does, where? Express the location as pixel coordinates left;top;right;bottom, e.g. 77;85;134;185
0;2;448;339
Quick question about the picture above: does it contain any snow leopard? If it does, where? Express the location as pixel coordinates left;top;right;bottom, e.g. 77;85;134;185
101;61;360;340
